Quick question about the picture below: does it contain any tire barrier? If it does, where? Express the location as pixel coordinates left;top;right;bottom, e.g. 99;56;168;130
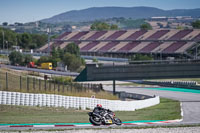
116;91;154;101
141;80;200;90
0;91;160;111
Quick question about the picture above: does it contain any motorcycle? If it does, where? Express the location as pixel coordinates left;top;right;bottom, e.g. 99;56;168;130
88;109;122;126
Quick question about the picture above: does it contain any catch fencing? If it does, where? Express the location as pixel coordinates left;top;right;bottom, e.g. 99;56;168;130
0;71;102;94
0;91;160;111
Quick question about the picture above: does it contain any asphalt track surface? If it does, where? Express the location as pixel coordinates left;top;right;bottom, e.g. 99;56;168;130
0;64;79;76
104;85;200;124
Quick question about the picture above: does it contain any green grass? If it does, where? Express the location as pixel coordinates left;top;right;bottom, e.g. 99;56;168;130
116;98;181;122
0;106;89;124
0;98;181;124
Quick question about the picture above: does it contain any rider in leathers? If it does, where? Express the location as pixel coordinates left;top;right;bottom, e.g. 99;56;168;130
93;104;112;117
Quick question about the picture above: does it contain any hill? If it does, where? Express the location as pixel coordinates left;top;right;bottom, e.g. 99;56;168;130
41;6;200;23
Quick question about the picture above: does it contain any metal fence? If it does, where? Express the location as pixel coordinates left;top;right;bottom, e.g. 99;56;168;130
0;71;103;94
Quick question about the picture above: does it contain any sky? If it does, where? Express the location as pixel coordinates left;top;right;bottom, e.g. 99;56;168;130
0;0;200;24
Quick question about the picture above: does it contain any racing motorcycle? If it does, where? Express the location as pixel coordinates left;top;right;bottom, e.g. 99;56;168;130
88;109;122;126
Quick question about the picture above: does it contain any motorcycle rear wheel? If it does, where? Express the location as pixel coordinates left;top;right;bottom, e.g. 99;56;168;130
89;116;102;126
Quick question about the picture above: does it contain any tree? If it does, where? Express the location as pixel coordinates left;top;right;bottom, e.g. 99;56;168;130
51;47;59;58
37;56;50;65
23;54;33;66
62;53;84;72
64;42;80;57
92;58;98;63
31;34;47;48
140;23;152;30
90;22;118;31
130;54;153;61
49;56;61;67
69;57;82;71
62;53;74;67
57;47;65;60
2;22;8;26
0;27;17;49
28;43;37;49
176;25;183;30
192;20;200;29
0;27;48;50
110;24;118;30
9;51;23;65
20;33;32;49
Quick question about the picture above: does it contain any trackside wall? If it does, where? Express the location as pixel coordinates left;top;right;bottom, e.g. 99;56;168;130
0;91;159;111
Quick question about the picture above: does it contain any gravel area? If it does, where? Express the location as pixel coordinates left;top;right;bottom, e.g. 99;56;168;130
2;127;200;133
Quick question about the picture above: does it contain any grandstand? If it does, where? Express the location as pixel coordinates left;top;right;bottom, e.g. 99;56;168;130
39;29;200;58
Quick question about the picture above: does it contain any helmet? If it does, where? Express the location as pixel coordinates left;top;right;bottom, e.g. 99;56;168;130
97;104;102;108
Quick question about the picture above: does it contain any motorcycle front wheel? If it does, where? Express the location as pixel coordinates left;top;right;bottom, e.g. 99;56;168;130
114;117;122;125
89;116;102;126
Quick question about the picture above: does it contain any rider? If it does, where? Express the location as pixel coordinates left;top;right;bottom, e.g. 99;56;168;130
93;104;111;116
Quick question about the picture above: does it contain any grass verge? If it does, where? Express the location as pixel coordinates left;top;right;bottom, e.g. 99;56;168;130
0;98;181;124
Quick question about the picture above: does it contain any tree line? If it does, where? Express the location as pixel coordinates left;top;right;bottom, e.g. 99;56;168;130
9;42;85;72
0;27;48;50
90;21;152;30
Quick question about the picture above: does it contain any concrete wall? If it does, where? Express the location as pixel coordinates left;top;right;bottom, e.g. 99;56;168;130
0;91;160;111
83;63;200;81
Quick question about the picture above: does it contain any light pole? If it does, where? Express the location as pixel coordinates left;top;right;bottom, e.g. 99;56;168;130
160;49;162;60
47;28;51;55
2;30;4;51
6;41;8;56
195;43;199;59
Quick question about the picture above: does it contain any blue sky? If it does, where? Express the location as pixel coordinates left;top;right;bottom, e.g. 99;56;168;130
0;0;200;24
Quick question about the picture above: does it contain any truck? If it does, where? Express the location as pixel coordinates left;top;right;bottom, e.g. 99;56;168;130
28;62;52;70
40;62;53;70
28;62;37;68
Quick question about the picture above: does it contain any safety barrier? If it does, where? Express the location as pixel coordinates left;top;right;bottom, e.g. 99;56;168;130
140;80;200;90
0;91;159;111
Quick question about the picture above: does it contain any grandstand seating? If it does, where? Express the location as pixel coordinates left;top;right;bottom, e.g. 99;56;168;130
125;30;147;40
139;42;161;53
109;42;129;52
131;42;150;52
79;42;90;49
169;30;193;40
99;42;119;52
118;42;141;52
57;32;71;40
175;42;194;53
60;42;70;49
183;30;200;40
105;31;127;40
81;41;100;51
147;30;169;40
140;30;156;40
193;33;200;40
60;41;82;49
162;42;187;53
39;29;200;55
87;31;107;40
151;42;173;53
69;31;89;40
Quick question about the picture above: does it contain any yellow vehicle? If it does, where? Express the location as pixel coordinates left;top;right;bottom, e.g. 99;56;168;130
40;62;53;70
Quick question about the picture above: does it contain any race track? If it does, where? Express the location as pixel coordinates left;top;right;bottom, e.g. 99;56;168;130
104;85;200;124
0;83;199;131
